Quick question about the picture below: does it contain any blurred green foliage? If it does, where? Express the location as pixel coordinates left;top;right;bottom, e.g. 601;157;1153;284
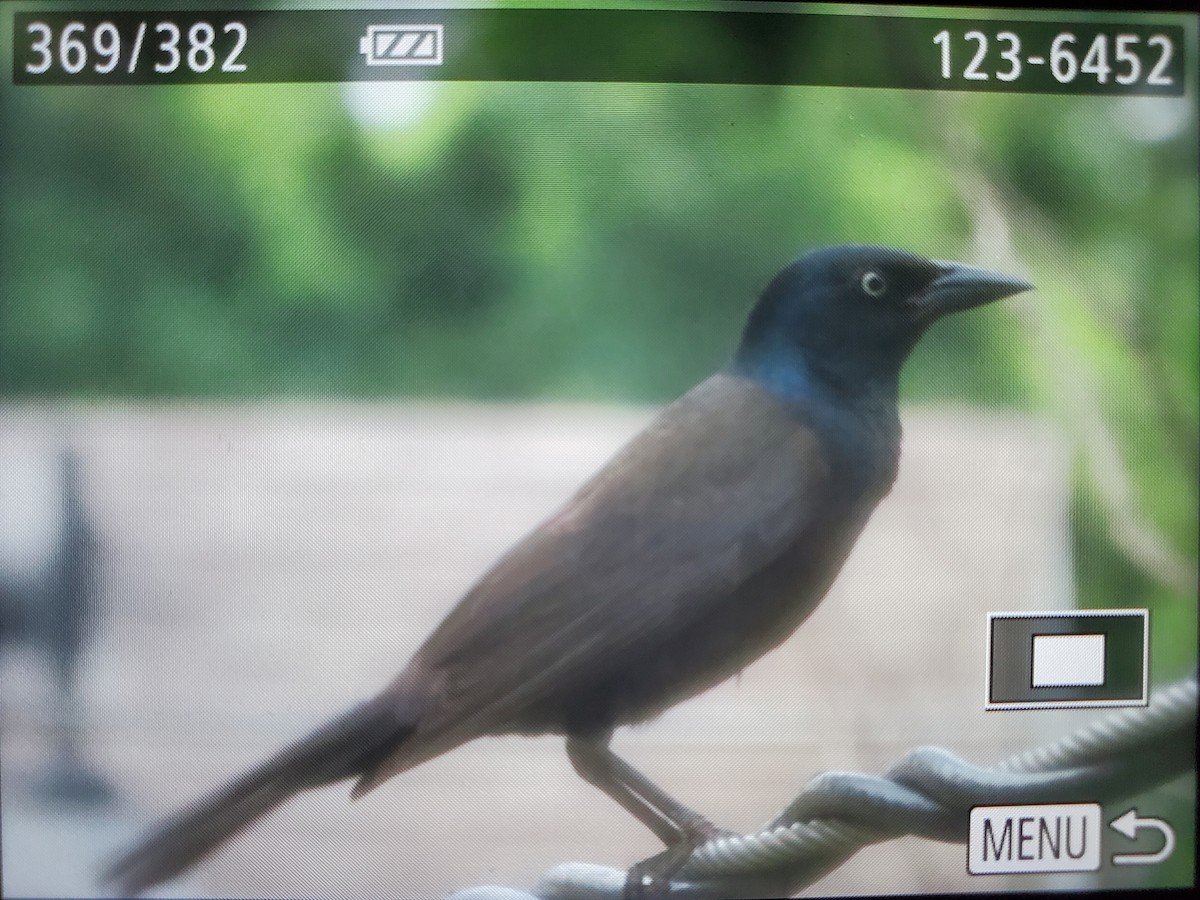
1;81;1024;400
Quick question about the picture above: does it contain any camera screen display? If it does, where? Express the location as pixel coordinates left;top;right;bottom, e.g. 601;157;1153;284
1;2;1195;898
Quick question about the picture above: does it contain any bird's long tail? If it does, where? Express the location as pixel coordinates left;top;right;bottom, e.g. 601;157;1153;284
102;698;418;896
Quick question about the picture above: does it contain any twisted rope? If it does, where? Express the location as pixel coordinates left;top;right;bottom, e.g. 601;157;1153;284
449;673;1196;900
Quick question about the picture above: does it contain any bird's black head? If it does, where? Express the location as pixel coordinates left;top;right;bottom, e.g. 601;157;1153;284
733;245;1032;403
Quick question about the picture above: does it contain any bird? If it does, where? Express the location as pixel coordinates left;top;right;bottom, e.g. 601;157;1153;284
103;245;1032;897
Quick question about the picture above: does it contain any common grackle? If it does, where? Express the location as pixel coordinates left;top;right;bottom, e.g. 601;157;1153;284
104;245;1031;896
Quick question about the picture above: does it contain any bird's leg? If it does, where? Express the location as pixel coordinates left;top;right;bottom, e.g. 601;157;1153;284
566;735;734;898
567;735;680;845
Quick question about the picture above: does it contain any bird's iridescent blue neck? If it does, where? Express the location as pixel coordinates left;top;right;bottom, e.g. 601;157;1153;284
729;329;901;414
726;338;901;501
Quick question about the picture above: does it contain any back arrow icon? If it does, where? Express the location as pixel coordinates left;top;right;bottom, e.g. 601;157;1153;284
1109;808;1176;865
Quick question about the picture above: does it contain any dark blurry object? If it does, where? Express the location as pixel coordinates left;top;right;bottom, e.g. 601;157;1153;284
106;246;1031;896
0;442;113;805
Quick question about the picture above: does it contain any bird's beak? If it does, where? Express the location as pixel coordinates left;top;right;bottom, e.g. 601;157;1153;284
913;261;1033;320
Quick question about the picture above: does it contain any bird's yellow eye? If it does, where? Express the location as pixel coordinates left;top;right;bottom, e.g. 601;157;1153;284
861;271;887;297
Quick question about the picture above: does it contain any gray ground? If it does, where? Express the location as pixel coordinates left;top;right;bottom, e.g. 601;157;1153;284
1;402;1093;898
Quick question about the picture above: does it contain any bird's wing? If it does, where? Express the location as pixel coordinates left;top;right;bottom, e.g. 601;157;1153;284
362;372;831;786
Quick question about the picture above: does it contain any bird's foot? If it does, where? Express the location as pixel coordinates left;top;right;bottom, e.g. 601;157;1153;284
623;820;739;899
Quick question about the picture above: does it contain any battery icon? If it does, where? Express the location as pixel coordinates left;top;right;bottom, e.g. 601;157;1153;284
359;24;444;66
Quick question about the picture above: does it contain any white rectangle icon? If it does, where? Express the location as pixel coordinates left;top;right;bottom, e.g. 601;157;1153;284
985;609;1148;710
969;804;1101;874
1031;633;1106;687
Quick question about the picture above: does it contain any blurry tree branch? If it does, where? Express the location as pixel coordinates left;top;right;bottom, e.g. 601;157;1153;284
932;102;1197;597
